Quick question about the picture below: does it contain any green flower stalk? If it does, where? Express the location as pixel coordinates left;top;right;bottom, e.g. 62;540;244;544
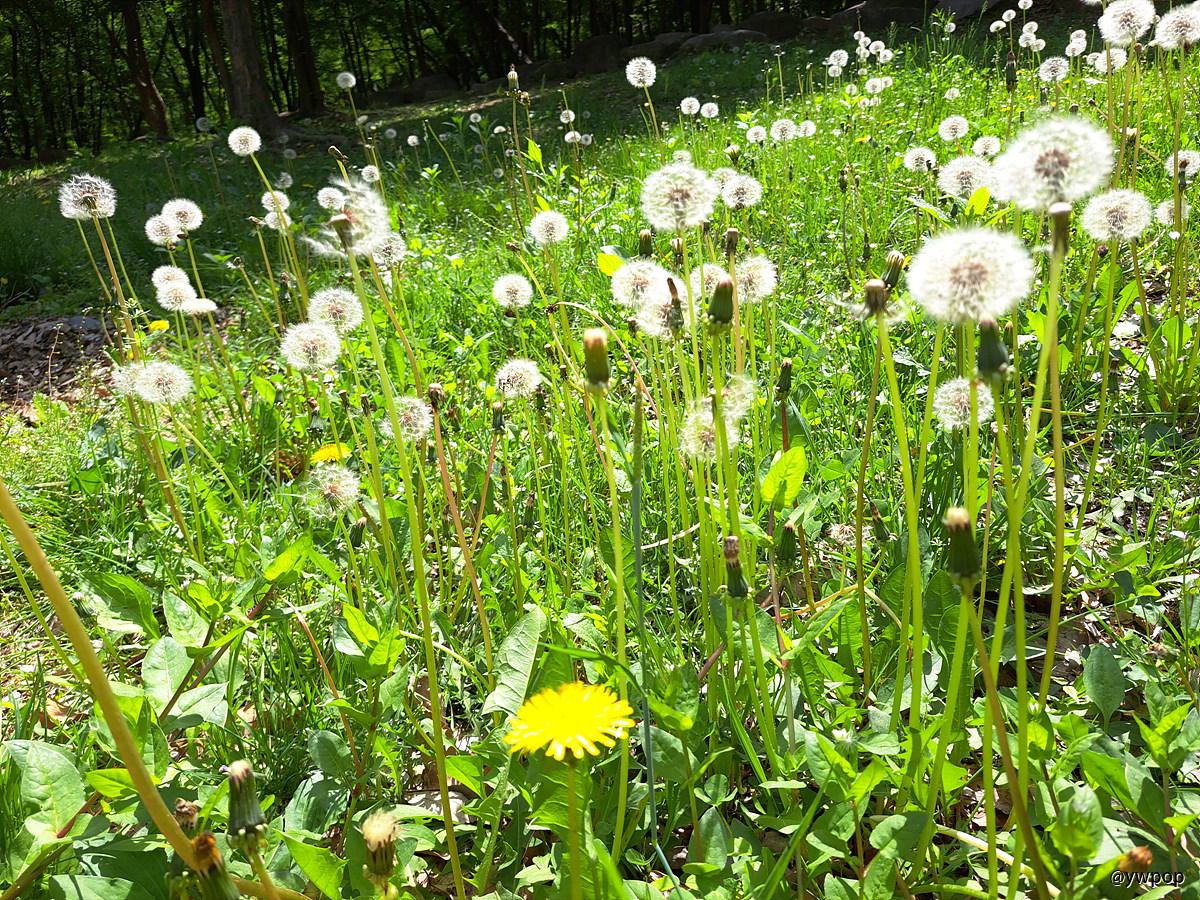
362;809;399;898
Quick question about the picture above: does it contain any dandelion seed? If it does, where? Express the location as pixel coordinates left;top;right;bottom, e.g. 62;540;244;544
304;463;360;516
611;260;672;308
227;126;262;156
309;287;365;334
387;396;433;443
747;125;767;143
530;210;569;244
336;71;356;90
1092;47;1127;72
722;173;763;209
938;115;970;142
361;165;380;183
903;146;938;172
306;177;390;257
938;156;992;201
281;322;341;371
626;57;657;87
59;174;117;220
157;281;199;312
736;255;777;303
700;102;720;118
1155;197;1191;226
259;191;289;212
680;96;700;115
505;681;635;760
641;162;718;232
991;116;1113;210
1098;0;1155;46
1038;56;1069;82
1081;188;1152;242
133;361;194;405
496;358;544;398
933;376;995;430
317;187;346;210
161;198;204;233
906;227;1034;323
1156;3;1200;50
145;215;175;246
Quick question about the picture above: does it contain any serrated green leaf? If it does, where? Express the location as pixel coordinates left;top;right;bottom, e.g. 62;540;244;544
482;606;547;717
279;830;346;900
760;445;808;509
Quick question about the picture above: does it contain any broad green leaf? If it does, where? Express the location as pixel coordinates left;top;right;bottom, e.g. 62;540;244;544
141;637;190;713
1083;644;1125;722
162;591;207;648
597;252;624;277
309;731;354;786
1050;784;1102;861
964;185;991;216
78;572;158;638
868;811;928;857
698;806;731;869
85;768;136;800
481;606;548;717
264;534;312;582
527;140;543;167
760;445;808;509
47;875;156;900
279;830;346;900
166;684;227;728
648;725;698;784
19;743;86;833
804;732;853;802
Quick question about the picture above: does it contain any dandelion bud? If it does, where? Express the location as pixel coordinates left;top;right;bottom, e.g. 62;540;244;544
670;237;684;266
362;809;397;887
559;363;569;381
977;317;1009;385
1118;846;1153;873
943;507;982;592
864;279;890;316
192;832;241;900
492;402;505;434
1070;102;1080;114
726;144;741;164
226;760;267;855
427;383;446;410
882;250;906;288
1005;52;1018;92
583;328;611;392
507;66;520;91
838;169;849;192
327;145;348;162
776;523;798;568
667;291;685;339
724;227;740;256
707;275;735;331
1049;201;1072;257
174;799;200;835
506;241;521;254
724;535;748;599
638;229;654;258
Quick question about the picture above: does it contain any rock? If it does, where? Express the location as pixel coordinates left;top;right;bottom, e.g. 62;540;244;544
935;0;987;17
829;3;924;30
680;29;769;51
468;76;507;95
655;31;697;53
737;10;801;39
712;22;734;31
406;73;460;101
535;59;576;80
800;15;832;29
571;33;624;73
66;316;103;332
622;39;670;61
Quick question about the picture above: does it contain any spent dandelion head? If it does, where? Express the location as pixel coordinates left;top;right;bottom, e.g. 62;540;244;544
133;361;194;405
59;174;116;220
937;156;992;201
626;57;657;87
496;358;544;398
493;273;534;310
144;215;176;246
390;396;434;443
797;120;817;137
306;176;390;257
933;376;995;430
1156;3;1200;49
309;287;365;334
227;126;262;156
336;71;356;90
641;162;717;232
610;259;671;309
317;187;347;210
1098;0;1155;46
972;135;1002;158
180;296;218;316
680;96;700;115
722;173;763;209
906;227;1034;323
157;281;198;312
938;115;970;142
152;265;190;289
281;322;341;371
361;165;381;183
1166;149;1200;183
530;210;570;244
1155;197;1191;226
264;209;292;231
904;146;938;173
689;262;728;301
1091;47;1128;72
1038;56;1070;82
259;191;290;212
700;101;719;118
735;255;778;303
770;118;798;141
505;681;635;760
747;125;767;143
1081;189;1152;243
374;232;407;267
304;463;360;516
991;116;1114;211
161;198;203;233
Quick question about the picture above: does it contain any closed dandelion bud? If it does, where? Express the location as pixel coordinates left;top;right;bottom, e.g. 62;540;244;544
174;799;200;835
1070;102;1080;114
226;761;267;855
977;317;1009;385
507;66;519;91
638;229;654;257
583;328;611;391
707;274;735;331
1049;201;1072;257
862;234;871;261
506;241;521;254
667;295;685;338
838;168;849;192
776;523;798;568
192;832;241;900
1118;846;1153;873
724;227;740;256
523;492;536;528
362;809;397;887
724;535;748;599
670;237;684;265
864;278;890;316
882;249;906;288
943;507;981;591
775;358;793;399
427;382;446;410
559;363;569;380
1005;52;1017;91
726;144;740;164
627;317;639;337
492;402;505;434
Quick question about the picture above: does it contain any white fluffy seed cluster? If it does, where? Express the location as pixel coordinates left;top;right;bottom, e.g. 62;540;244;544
611;260;671;309
1081;189;1152;243
114;361;194;405
640;162;718;232
59;174;117;220
938;115;970;142
227;126;262;156
529;210;569;244
336;71;356;90
937;156;992;201
625;57;656;87
903;146;937;172
281;322;341;371
933;377;995;430
1098;0;1155;46
305;463;360;516
384;396;434;443
990;116;1113;211
1156;2;1200;49
496;358;544;398
493;273;534;310
906;227;1034;324
309;287;365;334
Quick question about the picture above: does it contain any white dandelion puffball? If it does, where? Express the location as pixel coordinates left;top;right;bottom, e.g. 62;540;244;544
530;209;569;244
264;210;292;231
281;322;341;371
1066;39;1087;57
374;233;406;267
1038;57;1069;82
906;227;1034;323
305;464;360;516
828;64;844;77
283;148;298;160
904;146;938;172
496;358;544;398
336;71;356;90
611;259;672;308
361;165;380;183
673;150;694;165
944;87;960;101
827;49;849;66
1022;21;1038;33
276;172;294;189
1167;149;1200;182
260;191;290;212
688;262;727;300
195;116;212;133
1018;0;1032;8
681;97;700;115
797;120;817;138
493;273;534;310
157;280;198;312
1098;0;1155;46
384;128;397;140
700;102;719;118
770;118;798;141
161;198;203;232
1156;3;1200;50
564;131;582;144
306;176;389;257
869;39;886;53
317;187;346;210
560;109;576;124
938;156;992;201
407;134;420;147
747;125;767;143
309;287;365;334
635;295;676;339
133;362;194;405
180;296;218;316
877;48;895;63
228;126;262;156
991;116;1114;211
389;396;433;443
973;135;1002;157
722;174;763;209
1019;32;1037;48
581;133;593;146
990;20;1006;33
736;255;777;303
145;215;175;246
110;365;140;397
1081;189;1152;243
1002;9;1016;21
938;115;970;142
1032;38;1046;51
59;174;116;220
1155;198;1191;226
641;162;718;232
626;57;656;87
356;114;368;125
933;377;995;430
1092;47;1127;72
866;78;885;94
152;265;189;288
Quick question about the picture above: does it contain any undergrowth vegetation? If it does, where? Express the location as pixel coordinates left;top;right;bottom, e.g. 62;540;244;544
3;7;1200;900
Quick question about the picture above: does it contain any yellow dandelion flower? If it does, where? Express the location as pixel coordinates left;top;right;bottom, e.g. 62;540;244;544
149;320;170;332
310;442;351;464
505;681;636;761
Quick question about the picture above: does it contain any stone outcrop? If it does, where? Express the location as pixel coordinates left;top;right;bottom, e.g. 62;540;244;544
737;10;801;39
680;29;769;51
571;33;625;73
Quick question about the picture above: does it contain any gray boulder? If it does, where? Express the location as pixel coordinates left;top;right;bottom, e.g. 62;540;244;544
935;0;988;17
571;33;624;73
468;76;507;95
622;39;671;61
829;3;924;30
737;10;801;39
680;29;769;51
406;73;459;101
655;31;697;52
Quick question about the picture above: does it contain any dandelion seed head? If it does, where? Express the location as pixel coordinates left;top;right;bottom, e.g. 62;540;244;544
157;281;198;312
374;232;407;266
564;131;583;144
306;177;390;257
361;165;380;183
317;187;346;210
736;255;777;303
866;77;885;94
283;148;298;160
152;265;190;289
680;96;700;115
560;109;576;124
530;209;569;244
195;116;212;133
134;361;194;405
496;358;544;398
722;173;763;209
59;174;116;220
1098;0;1155;46
309;287;365;334
903;146;938;172
933;377;995;429
276;172;293;189
770;118;798;141
110;365;139;397
336;71;356;90
1066;39;1087;57
711;167;738;186
944;87;961;101
1156;3;1200;49
281;322;341;371
797;120;817;138
828;64;844;77
227;126;262;156
641;163;718;232
1092;47;1127;72
161;198;203;233
180;296;218;316
1038;56;1070;82
906;227;1034;323
972;135;1002;157
938;115;970;142
145;215;175;246
827;49;849;66
305;463;360;516
700;102;720;118
493;273;534;309
878;48;895;63
259;191;290;212
689;262;728;301
747;125;767;143
264;209;292;231
1081;188;1152;242
938;156;992;201
1155;197;1191;226
611;260;672;308
626;57;657;87
1002;8;1016;21
388;396;433;443
1167;149;1200;181
991;116;1113;210
990;20;1006;32
384;128;397;140
1022;20;1038;33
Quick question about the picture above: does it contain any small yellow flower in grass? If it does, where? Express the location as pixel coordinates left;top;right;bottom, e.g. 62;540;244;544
149;320;170;332
311;442;351;464
505;681;635;761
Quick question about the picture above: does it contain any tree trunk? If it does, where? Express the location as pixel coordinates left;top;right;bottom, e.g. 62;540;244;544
122;0;169;138
199;0;233;103
218;0;279;135
281;0;323;117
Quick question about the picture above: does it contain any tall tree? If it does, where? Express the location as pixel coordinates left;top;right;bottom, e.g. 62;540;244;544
280;0;322;117
120;0;169;138
218;0;279;134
